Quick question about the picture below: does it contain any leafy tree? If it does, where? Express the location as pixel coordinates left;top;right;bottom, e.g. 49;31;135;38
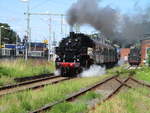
147;50;150;66
0;23;21;44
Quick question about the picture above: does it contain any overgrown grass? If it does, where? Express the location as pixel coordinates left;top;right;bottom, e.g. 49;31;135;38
107;65;131;77
78;91;102;101
134;66;150;82
46;65;150;113
90;87;150;113
47;91;102;113
0;59;55;86
48;102;87;113
108;65;150;82
0;75;109;113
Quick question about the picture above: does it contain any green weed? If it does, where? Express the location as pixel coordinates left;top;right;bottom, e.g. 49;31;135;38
0;59;55;86
0;76;108;113
49;102;87;113
91;88;150;113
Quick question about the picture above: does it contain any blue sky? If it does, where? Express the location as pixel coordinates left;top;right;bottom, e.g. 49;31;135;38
0;0;149;42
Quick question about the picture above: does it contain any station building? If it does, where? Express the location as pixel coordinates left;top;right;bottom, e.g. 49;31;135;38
141;38;150;64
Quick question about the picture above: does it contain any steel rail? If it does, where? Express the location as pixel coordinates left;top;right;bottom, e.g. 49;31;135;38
0;76;71;97
0;75;59;91
29;75;119;113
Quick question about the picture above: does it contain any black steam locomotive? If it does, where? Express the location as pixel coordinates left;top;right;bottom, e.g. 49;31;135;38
55;32;118;76
128;47;141;65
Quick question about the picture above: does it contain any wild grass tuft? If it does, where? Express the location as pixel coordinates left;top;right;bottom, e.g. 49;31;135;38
79;91;102;101
134;66;150;82
49;102;87;113
90;87;150;113
0;76;107;113
0;59;55;86
47;91;102;113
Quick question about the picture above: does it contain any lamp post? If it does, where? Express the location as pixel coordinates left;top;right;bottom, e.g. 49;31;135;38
16;34;19;56
48;17;51;61
21;0;30;61
0;27;2;48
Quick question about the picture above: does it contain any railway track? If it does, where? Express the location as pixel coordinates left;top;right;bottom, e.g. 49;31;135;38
0;75;71;97
127;65;139;70
14;73;54;82
29;75;150;113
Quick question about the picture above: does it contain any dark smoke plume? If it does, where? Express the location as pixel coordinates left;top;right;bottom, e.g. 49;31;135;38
120;10;150;46
67;0;119;38
67;0;150;47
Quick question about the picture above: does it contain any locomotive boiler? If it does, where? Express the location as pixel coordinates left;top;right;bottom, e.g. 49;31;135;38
55;32;118;77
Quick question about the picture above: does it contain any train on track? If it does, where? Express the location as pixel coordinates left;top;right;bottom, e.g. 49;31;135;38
128;37;150;66
55;32;119;77
128;47;141;65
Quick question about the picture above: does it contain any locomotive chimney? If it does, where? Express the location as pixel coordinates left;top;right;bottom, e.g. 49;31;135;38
70;26;75;38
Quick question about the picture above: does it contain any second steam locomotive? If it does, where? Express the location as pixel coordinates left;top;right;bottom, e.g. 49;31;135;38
55;32;118;76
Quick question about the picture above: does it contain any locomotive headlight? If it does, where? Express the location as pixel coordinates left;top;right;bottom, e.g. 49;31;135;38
77;59;79;62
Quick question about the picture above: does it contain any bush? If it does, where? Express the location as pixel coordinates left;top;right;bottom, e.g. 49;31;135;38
147;51;150;66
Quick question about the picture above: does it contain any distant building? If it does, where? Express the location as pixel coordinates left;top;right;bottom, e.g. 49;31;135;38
0;42;49;58
141;38;150;64
28;42;48;58
30;42;47;51
120;48;130;62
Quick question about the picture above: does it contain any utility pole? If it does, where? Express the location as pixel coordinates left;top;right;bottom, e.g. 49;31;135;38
61;14;64;34
26;0;30;60
25;35;28;61
53;32;56;46
21;0;30;61
52;32;56;61
26;13;66;35
0;27;1;49
27;1;30;48
16;34;18;56
48;17;51;61
24;12;66;61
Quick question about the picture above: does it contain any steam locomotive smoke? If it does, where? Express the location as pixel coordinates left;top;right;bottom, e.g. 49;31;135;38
120;11;150;46
67;0;150;46
67;0;118;38
80;65;106;77
54;69;60;76
118;59;125;66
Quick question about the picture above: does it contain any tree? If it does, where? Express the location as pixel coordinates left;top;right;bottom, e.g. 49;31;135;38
0;23;21;44
147;50;150;66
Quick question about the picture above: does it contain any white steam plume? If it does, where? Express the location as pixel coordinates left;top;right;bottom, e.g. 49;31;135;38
118;59;125;66
54;69;60;76
80;65;106;77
